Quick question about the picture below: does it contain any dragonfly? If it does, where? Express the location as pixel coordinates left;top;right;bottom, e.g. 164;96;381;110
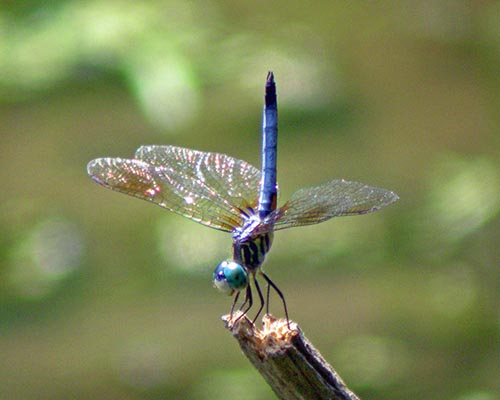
87;72;399;326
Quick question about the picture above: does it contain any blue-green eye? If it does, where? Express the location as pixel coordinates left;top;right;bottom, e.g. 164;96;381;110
213;261;248;293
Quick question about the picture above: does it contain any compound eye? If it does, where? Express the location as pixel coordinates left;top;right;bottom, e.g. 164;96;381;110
213;260;248;293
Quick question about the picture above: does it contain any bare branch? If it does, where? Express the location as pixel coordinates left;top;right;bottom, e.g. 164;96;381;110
223;313;361;400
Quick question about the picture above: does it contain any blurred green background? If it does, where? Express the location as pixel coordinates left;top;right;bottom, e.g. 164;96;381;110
1;1;499;399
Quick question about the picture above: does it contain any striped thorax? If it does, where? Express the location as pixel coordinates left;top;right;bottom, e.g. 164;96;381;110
233;231;274;271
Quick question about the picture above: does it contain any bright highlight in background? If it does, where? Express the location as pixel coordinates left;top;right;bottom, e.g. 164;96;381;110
7;217;84;300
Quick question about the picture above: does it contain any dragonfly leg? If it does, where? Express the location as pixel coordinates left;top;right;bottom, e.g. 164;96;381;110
266;281;271;315
230;290;241;320
251;274;265;325
238;284;251;312
238;291;248;311
235;285;253;325
262;272;290;329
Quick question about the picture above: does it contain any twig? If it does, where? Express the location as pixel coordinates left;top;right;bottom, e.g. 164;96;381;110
223;313;361;400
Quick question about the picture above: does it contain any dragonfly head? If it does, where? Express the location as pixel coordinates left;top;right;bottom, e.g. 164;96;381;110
213;260;248;294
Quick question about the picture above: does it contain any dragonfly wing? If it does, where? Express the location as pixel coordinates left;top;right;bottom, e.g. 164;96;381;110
267;179;399;231
87;147;261;232
135;145;260;210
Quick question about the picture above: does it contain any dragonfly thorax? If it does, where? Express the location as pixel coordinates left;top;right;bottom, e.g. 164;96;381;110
233;231;274;271
230;214;273;270
232;214;261;241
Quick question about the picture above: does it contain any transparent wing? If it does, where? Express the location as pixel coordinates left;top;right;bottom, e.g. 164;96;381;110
87;146;261;232
263;179;399;231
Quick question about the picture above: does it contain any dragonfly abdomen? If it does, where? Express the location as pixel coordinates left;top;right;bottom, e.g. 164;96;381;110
234;233;274;271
